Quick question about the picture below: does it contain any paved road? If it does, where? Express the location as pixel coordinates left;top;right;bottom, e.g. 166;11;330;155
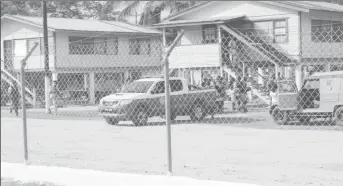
1;117;343;186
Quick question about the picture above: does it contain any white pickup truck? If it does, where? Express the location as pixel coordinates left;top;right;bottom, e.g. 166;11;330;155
98;77;217;126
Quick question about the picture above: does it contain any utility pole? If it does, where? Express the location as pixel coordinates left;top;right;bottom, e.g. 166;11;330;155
42;1;51;114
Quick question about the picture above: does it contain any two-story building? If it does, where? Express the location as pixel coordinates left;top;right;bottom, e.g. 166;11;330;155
153;1;343;90
1;15;163;105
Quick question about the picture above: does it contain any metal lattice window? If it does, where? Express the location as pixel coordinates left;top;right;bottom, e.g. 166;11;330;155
129;39;151;55
202;25;217;44
311;19;343;43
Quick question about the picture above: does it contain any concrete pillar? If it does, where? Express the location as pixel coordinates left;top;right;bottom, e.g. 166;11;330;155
52;72;58;82
83;73;88;90
284;66;291;79
295;64;302;91
89;72;95;104
258;67;264;86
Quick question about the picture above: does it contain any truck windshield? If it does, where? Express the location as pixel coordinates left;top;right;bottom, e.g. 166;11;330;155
279;80;297;93
121;81;154;93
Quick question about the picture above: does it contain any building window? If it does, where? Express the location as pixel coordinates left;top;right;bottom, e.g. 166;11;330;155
69;36;95;55
253;19;288;43
129;38;151;55
13;39;27;56
94;38;118;55
202;25;217;44
27;38;40;56
274;20;288;43
311;19;343;43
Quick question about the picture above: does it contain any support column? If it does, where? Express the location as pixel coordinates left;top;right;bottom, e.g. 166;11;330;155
295;64;302;91
52;72;58;82
258;67;264;86
89;72;95;104
51;72;58;115
284;66;291;79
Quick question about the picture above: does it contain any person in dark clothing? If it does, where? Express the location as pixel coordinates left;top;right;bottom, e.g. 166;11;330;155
214;76;226;115
9;82;20;116
235;76;248;113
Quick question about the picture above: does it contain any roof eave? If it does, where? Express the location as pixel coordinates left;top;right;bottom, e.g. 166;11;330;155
152;21;226;28
2;15;56;31
261;2;310;12
55;29;162;35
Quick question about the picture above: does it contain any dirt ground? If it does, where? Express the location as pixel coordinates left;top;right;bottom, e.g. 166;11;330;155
1;117;343;186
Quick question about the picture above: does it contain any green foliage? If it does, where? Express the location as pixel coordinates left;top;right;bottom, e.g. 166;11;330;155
1;1;119;20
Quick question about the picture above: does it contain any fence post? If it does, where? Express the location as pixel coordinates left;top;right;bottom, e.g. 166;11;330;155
162;30;184;176
33;87;36;108
20;42;39;165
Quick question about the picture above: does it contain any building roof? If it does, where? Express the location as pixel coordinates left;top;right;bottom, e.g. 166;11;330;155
1;14;162;35
162;1;343;22
153;15;245;28
265;1;343;12
163;2;214;21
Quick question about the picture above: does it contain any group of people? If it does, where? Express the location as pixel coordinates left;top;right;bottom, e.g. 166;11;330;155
211;74;251;116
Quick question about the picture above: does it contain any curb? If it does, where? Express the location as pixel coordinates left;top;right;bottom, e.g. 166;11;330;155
1;162;263;186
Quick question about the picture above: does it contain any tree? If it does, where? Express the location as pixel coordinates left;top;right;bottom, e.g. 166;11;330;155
1;1;119;20
111;1;204;26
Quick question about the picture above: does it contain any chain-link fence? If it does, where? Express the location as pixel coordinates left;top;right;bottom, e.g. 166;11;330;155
1;26;343;128
1;24;343;185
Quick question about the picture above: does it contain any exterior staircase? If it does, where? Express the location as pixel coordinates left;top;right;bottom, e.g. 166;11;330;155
1;60;44;107
220;25;295;67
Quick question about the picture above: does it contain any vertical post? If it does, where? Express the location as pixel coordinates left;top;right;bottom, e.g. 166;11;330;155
51;72;58;115
32;88;36;108
163;30;184;176
89;72;95;104
43;1;51;114
295;64;302;91
20;42;38;165
217;25;223;77
20;61;29;164
162;28;167;47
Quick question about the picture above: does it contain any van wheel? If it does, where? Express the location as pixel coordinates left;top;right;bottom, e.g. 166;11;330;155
299;117;311;125
333;107;343;126
105;117;119;125
132;107;148;126
272;107;289;125
190;104;205;121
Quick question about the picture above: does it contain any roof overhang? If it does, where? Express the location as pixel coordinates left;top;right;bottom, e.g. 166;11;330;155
1;15;56;32
153;15;246;28
261;1;310;12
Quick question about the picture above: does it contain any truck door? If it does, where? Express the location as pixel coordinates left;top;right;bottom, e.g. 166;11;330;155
278;80;298;110
150;81;165;116
320;77;341;111
170;79;186;116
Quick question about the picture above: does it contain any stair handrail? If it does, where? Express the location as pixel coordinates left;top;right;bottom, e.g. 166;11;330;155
224;25;289;66
1;65;35;96
1;59;45;106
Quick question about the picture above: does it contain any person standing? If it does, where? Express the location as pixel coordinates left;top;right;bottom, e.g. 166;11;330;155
9;82;20;116
50;80;60;114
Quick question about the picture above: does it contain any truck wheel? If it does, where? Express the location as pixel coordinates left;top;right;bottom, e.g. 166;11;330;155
105;117;119;125
299;117;311;125
333;107;343;126
190;104;205;121
133;107;148;126
272;107;289;125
